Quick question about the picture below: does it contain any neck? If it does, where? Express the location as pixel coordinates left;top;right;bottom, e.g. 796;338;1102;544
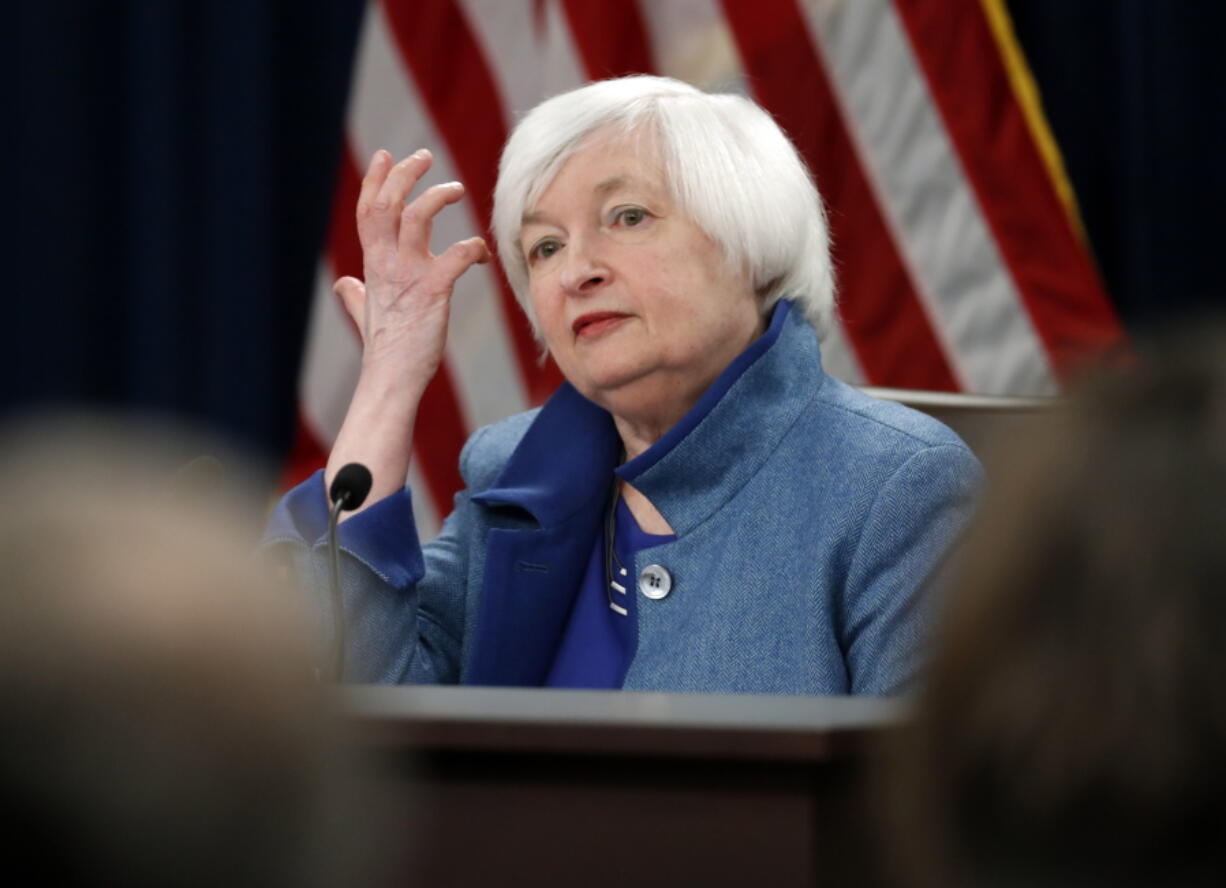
609;396;691;536
618;478;674;534
607;344;755;462
612;410;681;462
608;395;692;536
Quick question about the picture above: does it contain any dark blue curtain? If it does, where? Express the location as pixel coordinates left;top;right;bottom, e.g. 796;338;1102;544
12;0;366;470
1007;0;1226;329
9;1;1224;473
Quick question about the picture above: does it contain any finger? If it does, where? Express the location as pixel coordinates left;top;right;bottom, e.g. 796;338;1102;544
358;149;431;247
399;181;466;257
333;276;368;341
373;149;432;221
433;237;492;285
355;150;393;242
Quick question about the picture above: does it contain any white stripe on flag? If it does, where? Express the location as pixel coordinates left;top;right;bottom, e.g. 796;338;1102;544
800;0;1057;395
459;0;544;119
300;261;361;446
459;0;585;121
639;0;747;94
539;0;595;99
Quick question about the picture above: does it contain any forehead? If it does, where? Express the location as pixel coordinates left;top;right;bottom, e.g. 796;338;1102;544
525;128;667;219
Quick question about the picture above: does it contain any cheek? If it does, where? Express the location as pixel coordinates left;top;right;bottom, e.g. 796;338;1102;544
528;284;557;328
528;286;570;357
630;248;692;305
640;249;728;321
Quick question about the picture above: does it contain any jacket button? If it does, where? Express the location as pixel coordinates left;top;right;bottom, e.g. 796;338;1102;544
638;564;672;600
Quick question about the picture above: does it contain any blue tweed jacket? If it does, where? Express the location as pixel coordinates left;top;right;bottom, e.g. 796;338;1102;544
266;302;982;694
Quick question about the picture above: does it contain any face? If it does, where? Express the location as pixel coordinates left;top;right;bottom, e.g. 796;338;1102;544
520;130;764;424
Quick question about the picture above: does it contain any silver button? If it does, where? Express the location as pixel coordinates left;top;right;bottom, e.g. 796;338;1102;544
638;564;672;600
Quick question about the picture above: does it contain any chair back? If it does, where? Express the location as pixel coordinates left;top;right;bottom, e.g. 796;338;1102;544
860;386;1060;460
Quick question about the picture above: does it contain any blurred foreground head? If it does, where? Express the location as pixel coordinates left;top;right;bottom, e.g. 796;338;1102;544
0;416;390;887
894;326;1226;887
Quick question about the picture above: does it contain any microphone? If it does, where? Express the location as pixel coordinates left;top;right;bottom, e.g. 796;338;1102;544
329;463;373;512
326;463;373;681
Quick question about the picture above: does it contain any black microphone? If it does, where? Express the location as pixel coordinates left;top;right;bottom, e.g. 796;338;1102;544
326;462;373;681
329;463;373;512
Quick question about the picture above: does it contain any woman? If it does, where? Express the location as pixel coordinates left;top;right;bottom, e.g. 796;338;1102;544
266;76;981;693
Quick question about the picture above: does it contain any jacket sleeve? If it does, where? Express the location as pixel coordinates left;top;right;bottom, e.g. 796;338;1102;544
840;442;983;695
261;435;488;685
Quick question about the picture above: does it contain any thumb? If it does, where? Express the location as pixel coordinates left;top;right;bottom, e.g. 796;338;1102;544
332;276;367;342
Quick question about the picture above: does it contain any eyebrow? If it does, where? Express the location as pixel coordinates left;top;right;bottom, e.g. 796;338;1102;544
594;175;631;197
520;175;641;227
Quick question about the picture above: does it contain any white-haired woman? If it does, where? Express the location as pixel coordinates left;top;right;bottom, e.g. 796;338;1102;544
266;76;981;694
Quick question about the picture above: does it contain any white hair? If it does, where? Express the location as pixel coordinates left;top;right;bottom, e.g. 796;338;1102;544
492;75;835;340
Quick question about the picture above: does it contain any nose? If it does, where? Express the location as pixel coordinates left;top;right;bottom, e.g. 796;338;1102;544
559;238;609;296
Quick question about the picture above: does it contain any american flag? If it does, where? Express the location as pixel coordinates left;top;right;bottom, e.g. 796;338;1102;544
283;0;1124;539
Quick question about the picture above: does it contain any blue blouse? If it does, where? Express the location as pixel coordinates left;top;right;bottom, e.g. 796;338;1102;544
544;497;675;688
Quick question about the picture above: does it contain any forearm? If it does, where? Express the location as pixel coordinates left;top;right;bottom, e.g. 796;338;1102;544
325;366;425;518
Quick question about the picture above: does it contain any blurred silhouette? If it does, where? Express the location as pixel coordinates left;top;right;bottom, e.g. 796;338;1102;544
0;415;395;887
888;324;1226;887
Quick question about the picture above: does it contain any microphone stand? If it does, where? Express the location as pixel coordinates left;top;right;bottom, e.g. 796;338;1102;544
324;463;372;683
326;495;348;682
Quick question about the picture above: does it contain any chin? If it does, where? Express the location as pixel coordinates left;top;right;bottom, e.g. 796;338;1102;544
569;361;644;397
584;368;683;417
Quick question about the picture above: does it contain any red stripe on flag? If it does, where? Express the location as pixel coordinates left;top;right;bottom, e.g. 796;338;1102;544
411;361;470;519
280;409;331;491
561;0;656;78
892;0;1125;372
380;0;563;404
330;141;467;518
721;0;959;390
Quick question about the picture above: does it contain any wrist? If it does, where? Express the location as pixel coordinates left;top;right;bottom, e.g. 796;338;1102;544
351;363;429;413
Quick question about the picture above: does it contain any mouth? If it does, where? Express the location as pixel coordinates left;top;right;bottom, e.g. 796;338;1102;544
572;311;632;340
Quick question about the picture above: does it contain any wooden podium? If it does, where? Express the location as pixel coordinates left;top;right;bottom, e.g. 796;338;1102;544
342;687;904;887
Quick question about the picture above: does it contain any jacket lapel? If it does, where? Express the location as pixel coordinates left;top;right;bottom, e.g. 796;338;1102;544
465;384;620;685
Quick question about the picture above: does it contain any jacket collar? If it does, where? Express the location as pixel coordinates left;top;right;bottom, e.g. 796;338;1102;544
472;301;823;535
471;381;620;527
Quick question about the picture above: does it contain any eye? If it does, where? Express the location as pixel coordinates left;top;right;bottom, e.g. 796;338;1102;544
612;206;648;227
528;237;561;263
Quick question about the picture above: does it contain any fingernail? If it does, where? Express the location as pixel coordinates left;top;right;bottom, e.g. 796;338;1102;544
446;181;463;190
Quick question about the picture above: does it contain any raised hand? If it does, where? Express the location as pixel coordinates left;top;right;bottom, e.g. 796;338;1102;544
335;148;490;382
325;148;490;513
